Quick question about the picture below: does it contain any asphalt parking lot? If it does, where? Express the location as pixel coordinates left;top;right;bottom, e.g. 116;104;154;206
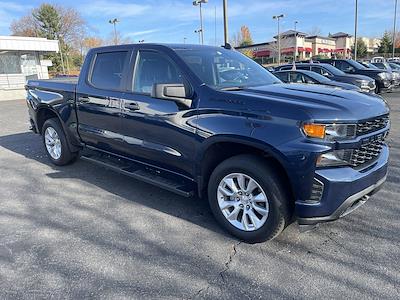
0;93;399;299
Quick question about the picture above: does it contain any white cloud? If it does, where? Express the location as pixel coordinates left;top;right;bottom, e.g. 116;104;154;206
125;29;161;37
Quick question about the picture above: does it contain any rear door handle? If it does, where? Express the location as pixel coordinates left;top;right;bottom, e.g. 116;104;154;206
123;101;140;111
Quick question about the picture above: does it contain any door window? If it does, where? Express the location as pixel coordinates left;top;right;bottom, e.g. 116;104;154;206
133;51;184;94
90;51;128;90
312;66;332;77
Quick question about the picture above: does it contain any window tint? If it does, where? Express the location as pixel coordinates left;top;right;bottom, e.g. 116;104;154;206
274;72;289;82
296;65;310;71
289;72;304;83
90;51;128;90
133;51;184;94
312;66;332;76
335;61;354;72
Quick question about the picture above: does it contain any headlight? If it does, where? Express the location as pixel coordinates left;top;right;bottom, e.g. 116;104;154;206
302;123;356;140
355;79;369;88
317;150;351;167
378;72;388;79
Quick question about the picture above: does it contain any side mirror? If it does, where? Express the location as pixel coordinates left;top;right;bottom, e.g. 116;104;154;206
151;83;192;108
322;72;330;77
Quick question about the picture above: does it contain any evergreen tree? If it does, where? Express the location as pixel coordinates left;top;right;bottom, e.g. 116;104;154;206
378;31;393;54
351;38;368;58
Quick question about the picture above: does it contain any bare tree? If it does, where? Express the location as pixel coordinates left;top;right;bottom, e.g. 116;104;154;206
307;26;322;36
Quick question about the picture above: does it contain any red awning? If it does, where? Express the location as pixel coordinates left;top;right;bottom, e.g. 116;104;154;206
281;47;295;54
253;50;270;57
297;47;305;52
305;47;312;52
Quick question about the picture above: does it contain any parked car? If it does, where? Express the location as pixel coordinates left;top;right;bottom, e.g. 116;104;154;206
25;44;390;243
273;69;361;91
275;63;375;93
316;59;392;93
371;62;400;89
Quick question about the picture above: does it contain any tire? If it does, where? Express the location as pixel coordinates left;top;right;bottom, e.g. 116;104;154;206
375;82;381;94
208;154;291;243
42;118;78;166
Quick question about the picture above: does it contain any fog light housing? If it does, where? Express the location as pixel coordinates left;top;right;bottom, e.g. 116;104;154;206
316;149;352;167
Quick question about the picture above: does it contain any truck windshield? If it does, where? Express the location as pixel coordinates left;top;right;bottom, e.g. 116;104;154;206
175;47;281;89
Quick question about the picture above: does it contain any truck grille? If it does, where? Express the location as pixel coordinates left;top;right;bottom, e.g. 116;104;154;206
356;115;389;136
346;135;386;168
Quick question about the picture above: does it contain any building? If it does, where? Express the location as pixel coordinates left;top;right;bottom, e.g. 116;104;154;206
360;37;381;54
236;31;356;64
0;36;59;100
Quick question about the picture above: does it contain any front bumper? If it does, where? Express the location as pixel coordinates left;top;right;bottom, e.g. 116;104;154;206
296;145;389;225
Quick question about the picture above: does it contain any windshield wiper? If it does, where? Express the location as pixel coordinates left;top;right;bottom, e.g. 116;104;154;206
220;86;247;91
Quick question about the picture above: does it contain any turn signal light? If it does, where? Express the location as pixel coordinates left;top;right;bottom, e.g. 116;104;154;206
303;124;326;139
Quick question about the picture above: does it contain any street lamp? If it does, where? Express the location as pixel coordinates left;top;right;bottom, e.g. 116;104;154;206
294;21;298;63
273;14;285;65
393;0;398;59
354;0;358;60
194;29;203;44
223;0;229;46
109;18;119;45
193;0;208;45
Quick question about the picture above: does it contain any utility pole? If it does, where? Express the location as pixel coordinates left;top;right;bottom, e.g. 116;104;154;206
193;0;208;45
273;14;285;65
354;0;358;60
214;6;217;46
223;0;229;46
393;0;398;59
294;21;298;63
109;18;119;45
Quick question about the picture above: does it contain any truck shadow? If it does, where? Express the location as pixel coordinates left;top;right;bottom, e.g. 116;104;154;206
0;131;227;237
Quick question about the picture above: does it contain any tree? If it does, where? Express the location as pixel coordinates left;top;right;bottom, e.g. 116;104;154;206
351;38;368;58
378;31;393;54
230;25;253;47
10;4;87;72
308;26;322;36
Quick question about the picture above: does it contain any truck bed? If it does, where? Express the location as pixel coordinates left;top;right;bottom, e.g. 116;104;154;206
26;77;78;93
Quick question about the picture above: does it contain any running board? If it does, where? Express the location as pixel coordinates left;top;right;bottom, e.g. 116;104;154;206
80;149;194;197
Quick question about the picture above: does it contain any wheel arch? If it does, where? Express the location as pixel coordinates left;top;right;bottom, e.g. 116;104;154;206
196;135;294;201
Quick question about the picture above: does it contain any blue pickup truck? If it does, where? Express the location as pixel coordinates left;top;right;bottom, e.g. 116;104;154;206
26;44;390;242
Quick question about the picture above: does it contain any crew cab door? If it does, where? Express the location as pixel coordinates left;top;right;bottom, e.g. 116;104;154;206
119;49;198;178
76;49;130;152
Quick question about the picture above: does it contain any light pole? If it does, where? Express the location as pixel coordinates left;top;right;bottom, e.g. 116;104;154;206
354;0;358;60
183;37;187;44
393;0;398;59
109;18;119;45
294;21;298;63
193;0;208;45
223;0;229;46
273;14;285;65
194;29;202;44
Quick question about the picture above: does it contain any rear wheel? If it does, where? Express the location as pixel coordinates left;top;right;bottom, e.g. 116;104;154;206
42;118;78;166
208;155;291;243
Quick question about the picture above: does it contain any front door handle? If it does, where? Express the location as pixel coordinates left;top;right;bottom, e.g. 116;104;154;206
78;96;90;103
123;101;140;111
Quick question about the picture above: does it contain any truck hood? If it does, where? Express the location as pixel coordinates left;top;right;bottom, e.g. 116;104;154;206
335;74;374;82
233;83;389;122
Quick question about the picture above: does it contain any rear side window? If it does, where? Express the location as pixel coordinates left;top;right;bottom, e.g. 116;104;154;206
274;72;289;82
90;51;128;90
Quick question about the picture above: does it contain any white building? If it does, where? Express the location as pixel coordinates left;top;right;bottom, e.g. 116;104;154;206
0;36;59;100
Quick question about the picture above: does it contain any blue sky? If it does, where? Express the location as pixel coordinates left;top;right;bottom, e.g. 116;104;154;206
0;0;397;45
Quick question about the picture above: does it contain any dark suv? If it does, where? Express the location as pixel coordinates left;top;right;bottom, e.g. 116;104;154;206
275;63;376;93
316;59;392;93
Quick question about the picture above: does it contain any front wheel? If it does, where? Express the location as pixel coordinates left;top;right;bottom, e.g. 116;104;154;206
208;155;291;243
42;118;78;166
